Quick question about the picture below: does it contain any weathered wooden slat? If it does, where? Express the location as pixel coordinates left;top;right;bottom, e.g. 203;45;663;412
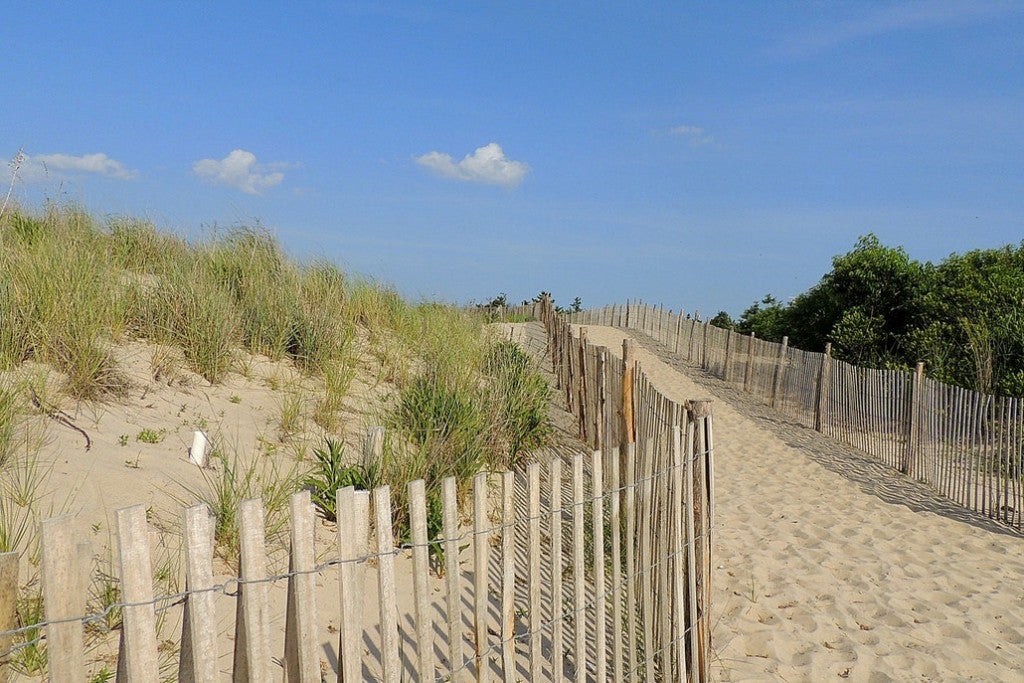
180;505;217;682
233;498;272;683
41;515;86;681
409;479;435;682
441;476;465;678
284;491;319;683
336;486;368;683
473;472;491;683
501;471;516;683
0;551;19;683
374;486;401;683
115;504;159;681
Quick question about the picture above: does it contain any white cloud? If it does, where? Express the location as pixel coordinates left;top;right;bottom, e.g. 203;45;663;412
192;149;285;195
416;143;529;187
20;152;137;181
669;125;713;146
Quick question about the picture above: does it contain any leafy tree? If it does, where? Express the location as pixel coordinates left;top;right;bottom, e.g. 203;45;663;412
736;295;786;341
709;311;734;329
915;243;1024;395
786;234;927;362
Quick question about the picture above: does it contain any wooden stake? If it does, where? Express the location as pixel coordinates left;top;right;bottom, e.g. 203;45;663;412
180;505;217;683
0;552;18;683
115;505;159;681
442;477;465;679
41;515;87;681
771;336;789;409
473;473;490;683
408;480;434;681
815;343;833;433
233;498;272;683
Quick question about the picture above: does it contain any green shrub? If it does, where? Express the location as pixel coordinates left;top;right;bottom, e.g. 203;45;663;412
303;438;381;521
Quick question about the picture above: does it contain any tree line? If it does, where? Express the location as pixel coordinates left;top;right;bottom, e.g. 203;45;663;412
712;235;1024;397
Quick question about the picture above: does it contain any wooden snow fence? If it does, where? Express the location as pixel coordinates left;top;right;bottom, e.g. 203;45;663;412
1;302;715;682
538;296;715;683
568;300;1024;531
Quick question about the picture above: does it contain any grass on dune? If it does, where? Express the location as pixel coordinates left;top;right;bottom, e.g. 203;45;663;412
1;202;555;572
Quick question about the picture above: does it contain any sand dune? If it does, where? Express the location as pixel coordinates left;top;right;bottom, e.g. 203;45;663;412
578;325;1024;682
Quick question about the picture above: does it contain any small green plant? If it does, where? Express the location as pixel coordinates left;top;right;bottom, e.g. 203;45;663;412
229;394;241;404
313;361;355;431
10;590;47;676
118;434;129;447
277;388;304;441
89;562;123;630
136;428;166;444
303;438;380;521
180;448;301;565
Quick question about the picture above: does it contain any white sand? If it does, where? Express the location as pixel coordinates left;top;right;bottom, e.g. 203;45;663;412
579;324;1024;682
6;322;1024;680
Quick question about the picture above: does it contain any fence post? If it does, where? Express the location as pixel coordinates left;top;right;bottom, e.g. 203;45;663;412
375;486;401;683
578;328;588;442
527;463;543;682
500;471;516;683
815;343;833;433
473;473;490;683
115;504;159;681
687;316;698;361
0;551;18;682
688;399;714;682
596;348;607;451
591;450;607;683
620;338;637;512
904;361;925;476
743;333;756;393
180;504;218;683
41;515;87;681
408;480;434;681
723;329;734;383
283;490;319;683
674;310;684;355
771;336;789;409
337;486;369;683
572;454;587;683
233;498;272;683
701;320;710;370
440;477;464;679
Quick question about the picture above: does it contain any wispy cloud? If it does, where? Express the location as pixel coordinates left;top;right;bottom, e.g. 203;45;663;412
416;143;529;187
776;0;1023;56
19;152;138;181
668;125;713;147
192;149;286;195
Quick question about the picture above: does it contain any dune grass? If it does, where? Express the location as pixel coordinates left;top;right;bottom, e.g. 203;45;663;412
1;202;554;578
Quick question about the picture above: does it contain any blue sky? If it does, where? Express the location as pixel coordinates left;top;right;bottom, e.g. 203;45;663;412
4;1;1023;317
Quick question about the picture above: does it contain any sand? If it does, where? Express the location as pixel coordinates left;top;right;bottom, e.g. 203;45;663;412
578;324;1024;682
6;321;1024;681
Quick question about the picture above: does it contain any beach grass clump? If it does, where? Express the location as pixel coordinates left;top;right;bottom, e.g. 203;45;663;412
484;339;552;466
140;264;241;383
181;447;303;565
0;206;128;397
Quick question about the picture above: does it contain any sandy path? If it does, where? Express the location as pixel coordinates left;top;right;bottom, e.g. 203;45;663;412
577;325;1024;682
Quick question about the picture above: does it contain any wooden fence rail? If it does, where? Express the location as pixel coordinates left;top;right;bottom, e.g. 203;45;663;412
568;300;1024;530
0;303;714;682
